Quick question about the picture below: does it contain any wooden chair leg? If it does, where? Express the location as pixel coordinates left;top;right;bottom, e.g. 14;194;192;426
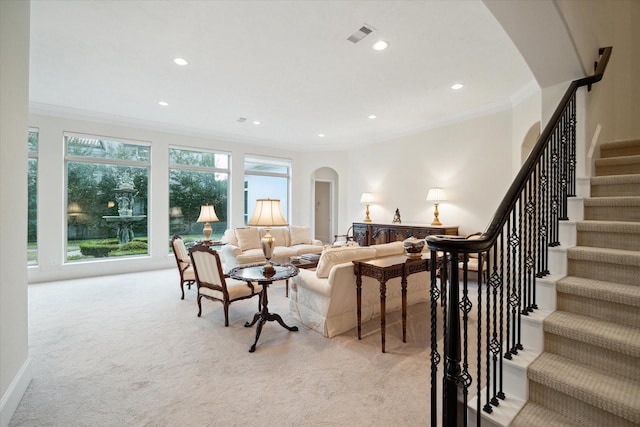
181;282;185;300
197;294;203;317
223;302;230;327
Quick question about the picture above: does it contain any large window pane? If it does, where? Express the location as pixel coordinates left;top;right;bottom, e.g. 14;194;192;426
244;155;290;224
169;148;229;245
28;130;38;266
65;134;150;261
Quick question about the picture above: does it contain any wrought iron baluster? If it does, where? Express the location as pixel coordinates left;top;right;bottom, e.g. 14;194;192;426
443;251;460;426
460;255;472;427
497;233;505;401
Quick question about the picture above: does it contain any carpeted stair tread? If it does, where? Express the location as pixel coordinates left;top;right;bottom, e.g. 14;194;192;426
583;196;640;207
576;220;640;234
528;352;640;424
576;220;640;251
600;139;640;158
512;402;581;427
544;311;640;358
556;276;640;308
594;154;640;167
595;154;640;176
590;174;640;186
567;246;640;267
590;174;640;197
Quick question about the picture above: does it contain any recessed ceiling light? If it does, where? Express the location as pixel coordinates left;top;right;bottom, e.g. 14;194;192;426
253;121;261;125
451;83;464;90
158;101;169;106
372;40;389;51
173;57;188;66
318;133;325;138
368;114;377;119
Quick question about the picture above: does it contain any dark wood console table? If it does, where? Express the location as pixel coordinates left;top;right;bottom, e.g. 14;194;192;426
352;222;458;247
353;252;440;353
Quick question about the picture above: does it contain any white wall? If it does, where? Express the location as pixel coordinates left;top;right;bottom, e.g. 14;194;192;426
342;109;514;237
556;0;640;148
1;2;31;425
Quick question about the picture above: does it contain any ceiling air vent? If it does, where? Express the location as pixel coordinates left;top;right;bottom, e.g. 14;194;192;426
347;25;374;44
236;117;247;123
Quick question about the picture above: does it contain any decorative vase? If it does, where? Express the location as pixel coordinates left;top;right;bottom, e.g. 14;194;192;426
403;236;425;258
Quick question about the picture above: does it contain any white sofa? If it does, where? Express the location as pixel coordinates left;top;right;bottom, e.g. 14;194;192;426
289;241;431;338
220;225;323;271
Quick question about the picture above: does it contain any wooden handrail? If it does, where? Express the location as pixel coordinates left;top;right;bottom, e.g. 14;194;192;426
426;46;612;254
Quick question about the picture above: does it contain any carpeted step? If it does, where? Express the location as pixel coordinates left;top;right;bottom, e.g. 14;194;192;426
595;154;640;176
583;196;640;222
528;352;640;425
600;139;640;158
576;220;640;251
511;402;581;427
544;311;640;380
556;276;640;327
590;174;640;197
567;246;640;286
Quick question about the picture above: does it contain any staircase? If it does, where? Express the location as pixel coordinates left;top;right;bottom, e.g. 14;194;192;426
511;139;640;426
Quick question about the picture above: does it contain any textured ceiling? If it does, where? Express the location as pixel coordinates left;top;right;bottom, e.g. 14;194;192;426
29;0;535;151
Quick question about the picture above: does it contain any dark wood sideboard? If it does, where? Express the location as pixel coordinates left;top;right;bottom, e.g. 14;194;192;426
352;222;459;247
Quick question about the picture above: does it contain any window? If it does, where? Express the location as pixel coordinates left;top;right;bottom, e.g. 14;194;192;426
244;155;290;224
28;129;38;266
65;134;150;261
169;147;229;244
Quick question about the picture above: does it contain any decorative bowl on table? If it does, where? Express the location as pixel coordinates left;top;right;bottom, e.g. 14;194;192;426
403;236;425;258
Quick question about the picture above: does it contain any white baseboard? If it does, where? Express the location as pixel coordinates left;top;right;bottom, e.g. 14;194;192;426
0;357;32;427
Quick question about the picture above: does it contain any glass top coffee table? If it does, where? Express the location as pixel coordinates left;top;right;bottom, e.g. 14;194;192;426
228;264;300;352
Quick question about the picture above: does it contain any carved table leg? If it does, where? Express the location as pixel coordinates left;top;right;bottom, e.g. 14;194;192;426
401;274;408;343
245;280;298;352
356;270;363;340
379;280;387;353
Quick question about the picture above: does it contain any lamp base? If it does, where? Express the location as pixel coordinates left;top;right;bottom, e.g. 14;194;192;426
203;222;212;241
363;203;372;222
262;262;276;277
431;202;442;226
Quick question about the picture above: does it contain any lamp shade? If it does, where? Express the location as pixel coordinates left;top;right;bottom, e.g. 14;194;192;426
196;205;219;223
247;199;288;227
360;192;375;204
426;188;447;202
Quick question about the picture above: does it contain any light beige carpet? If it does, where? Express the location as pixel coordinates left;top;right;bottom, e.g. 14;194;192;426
10;269;474;427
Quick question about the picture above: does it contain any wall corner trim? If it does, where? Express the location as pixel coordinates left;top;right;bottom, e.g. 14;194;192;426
0;357;32;427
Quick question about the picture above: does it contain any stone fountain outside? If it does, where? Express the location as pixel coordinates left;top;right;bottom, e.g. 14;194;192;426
102;172;146;245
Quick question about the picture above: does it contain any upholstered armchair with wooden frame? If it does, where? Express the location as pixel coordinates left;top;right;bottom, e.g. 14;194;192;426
188;244;262;326
332;225;355;246
171;234;196;300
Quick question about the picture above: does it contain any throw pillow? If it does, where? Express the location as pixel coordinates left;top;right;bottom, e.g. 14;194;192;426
289;225;312;245
221;228;238;246
267;227;289;247
235;227;261;251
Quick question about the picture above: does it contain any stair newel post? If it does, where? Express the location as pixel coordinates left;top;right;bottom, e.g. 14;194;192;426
429;249;440;427
442;250;461;426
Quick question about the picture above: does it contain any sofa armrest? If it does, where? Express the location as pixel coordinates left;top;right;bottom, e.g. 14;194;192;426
312;239;323;246
220;244;242;271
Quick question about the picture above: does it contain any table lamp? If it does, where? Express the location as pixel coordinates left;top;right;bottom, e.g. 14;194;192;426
360;192;375;222
247;198;288;275
426;188;447;226
196;205;219;241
